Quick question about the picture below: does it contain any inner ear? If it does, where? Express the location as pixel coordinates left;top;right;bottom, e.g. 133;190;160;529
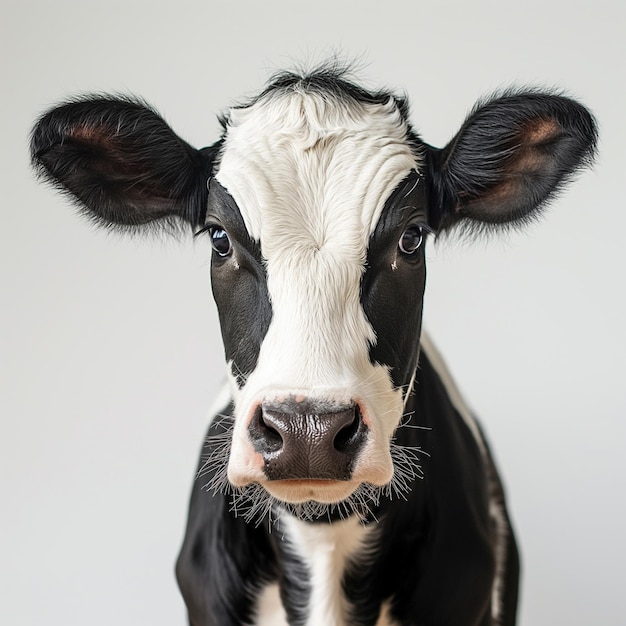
459;116;566;223
61;120;180;215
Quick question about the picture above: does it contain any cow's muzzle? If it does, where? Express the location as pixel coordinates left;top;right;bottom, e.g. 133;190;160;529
247;398;368;481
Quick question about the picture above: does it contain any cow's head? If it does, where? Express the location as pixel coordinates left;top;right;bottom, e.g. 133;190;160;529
31;68;596;519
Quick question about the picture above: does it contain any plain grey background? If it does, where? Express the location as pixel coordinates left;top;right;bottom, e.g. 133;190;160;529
2;1;624;624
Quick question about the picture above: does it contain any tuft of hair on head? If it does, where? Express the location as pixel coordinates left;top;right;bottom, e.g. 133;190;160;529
219;55;412;129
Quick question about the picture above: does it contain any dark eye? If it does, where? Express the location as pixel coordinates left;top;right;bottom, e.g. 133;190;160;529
210;227;232;257
398;226;424;256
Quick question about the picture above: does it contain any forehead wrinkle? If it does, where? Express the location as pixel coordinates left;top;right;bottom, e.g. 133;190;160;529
215;90;420;258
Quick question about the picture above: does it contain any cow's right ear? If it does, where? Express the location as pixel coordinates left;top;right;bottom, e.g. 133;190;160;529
30;96;217;231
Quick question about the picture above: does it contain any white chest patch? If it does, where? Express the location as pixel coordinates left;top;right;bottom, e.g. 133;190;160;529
281;515;377;626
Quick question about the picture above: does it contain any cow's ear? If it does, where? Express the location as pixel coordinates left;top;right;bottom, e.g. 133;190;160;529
30;96;217;231
426;90;598;232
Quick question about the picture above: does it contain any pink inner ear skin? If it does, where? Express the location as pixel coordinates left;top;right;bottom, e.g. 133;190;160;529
522;117;561;145
68;124;100;140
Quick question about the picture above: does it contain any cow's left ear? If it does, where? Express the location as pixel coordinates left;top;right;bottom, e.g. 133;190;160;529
426;91;598;232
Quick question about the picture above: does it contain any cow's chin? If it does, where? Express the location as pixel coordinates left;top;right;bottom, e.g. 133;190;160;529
262;478;362;505
224;464;396;524
252;477;389;524
226;446;396;522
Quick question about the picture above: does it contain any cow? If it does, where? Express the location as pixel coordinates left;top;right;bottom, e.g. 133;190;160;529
30;65;597;626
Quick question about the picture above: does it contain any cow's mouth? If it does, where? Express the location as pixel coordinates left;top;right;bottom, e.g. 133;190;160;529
200;408;424;525
262;477;361;504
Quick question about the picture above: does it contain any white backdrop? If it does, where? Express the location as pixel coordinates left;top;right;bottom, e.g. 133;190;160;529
2;1;624;624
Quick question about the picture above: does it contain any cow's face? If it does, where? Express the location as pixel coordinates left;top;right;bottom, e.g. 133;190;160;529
208;90;426;507
30;68;597;518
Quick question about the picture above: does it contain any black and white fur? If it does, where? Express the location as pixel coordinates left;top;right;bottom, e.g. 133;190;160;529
31;65;597;625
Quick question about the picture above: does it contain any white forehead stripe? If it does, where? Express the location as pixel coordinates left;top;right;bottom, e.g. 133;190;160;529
215;90;420;243
218;89;420;488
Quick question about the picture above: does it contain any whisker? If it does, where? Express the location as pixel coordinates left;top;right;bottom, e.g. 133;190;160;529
229;360;249;386
194;405;430;528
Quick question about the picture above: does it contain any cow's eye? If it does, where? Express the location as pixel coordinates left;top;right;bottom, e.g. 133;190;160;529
210;228;232;257
398;226;424;256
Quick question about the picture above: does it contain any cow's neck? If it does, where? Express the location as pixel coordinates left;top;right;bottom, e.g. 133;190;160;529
277;514;378;626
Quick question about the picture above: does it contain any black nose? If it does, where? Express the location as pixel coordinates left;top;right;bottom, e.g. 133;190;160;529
247;398;368;481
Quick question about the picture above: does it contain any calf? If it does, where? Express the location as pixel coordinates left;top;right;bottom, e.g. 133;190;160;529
31;66;597;626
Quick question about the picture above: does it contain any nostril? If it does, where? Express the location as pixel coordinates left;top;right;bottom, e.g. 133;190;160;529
249;406;283;453
333;405;365;452
261;415;283;447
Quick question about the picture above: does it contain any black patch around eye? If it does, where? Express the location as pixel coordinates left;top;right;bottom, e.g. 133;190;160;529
206;179;273;386
361;170;428;390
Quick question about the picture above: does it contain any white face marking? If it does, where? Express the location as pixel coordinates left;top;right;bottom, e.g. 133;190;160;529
215;89;420;498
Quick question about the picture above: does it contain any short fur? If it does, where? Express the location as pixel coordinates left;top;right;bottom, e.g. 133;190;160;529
30;64;597;626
